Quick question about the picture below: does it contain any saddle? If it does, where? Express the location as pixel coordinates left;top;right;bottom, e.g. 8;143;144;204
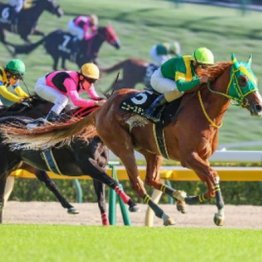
120;90;182;126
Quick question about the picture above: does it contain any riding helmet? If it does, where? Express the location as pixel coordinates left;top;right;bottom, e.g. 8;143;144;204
81;63;100;80
193;47;214;65
5;59;26;76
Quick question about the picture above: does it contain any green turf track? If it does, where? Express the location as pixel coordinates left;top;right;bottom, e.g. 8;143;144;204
0;0;261;149
0;225;261;262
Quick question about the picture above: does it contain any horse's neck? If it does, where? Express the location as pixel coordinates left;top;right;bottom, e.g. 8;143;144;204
86;34;104;54
202;74;231;124
23;2;44;20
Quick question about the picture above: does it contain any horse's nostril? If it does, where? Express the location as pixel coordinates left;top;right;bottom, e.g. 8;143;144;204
255;104;262;112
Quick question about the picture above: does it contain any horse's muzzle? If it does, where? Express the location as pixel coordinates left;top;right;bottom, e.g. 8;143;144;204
56;7;64;17
113;41;121;49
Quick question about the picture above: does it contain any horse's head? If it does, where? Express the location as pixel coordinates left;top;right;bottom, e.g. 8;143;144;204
228;54;262;116
41;0;64;18
208;54;262;117
98;25;121;49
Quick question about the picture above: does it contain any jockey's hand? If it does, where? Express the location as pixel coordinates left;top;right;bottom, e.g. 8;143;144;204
200;75;209;84
95;99;106;106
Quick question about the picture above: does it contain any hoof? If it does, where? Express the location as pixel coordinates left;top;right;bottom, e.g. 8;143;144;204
176;200;187;214
67;207;79;214
163;216;175;226
129;204;139;212
213;213;224;226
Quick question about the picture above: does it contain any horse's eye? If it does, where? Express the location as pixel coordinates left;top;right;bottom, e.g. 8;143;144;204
238;75;248;87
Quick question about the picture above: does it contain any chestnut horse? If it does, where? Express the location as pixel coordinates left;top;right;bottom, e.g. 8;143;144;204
2;54;262;226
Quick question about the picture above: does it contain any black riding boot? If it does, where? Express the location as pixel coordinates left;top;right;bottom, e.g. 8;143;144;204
46;111;59;122
143;94;167;122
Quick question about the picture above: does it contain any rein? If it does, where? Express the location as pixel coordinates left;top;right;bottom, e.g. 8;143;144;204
197;91;222;129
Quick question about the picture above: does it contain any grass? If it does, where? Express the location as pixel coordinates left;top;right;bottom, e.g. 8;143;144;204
0;225;262;262
0;0;261;149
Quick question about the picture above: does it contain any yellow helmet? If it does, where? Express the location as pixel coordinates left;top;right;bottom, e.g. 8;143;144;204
89;14;98;26
81;63;100;80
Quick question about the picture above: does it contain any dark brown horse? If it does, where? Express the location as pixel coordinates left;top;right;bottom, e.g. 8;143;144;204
0;97;137;225
0;0;63;50
101;58;151;92
12;25;120;70
2;54;262;226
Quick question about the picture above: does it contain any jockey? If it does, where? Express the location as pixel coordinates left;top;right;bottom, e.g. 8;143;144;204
67;14;98;40
144;47;214;122
0;59;28;107
149;41;181;66
8;0;25;25
26;63;106;129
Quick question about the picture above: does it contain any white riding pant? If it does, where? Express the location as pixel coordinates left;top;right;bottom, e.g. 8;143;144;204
149;45;171;66
67;20;84;40
9;0;24;12
150;68;183;101
35;77;69;115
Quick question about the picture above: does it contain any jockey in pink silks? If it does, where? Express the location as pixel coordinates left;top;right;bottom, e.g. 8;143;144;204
26;63;105;129
67;14;98;40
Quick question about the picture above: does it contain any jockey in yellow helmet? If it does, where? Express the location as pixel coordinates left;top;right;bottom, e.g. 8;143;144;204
144;47;214;122
26;63;106;129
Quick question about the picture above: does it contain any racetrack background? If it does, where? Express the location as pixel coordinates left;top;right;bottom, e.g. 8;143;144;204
0;0;261;147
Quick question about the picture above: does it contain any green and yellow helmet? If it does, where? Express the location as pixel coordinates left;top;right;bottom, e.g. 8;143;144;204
5;59;26;76
193;47;214;65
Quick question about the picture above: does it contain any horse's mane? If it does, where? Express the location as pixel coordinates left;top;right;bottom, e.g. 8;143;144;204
197;62;232;82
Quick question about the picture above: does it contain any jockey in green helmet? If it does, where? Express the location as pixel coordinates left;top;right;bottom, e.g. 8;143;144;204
144;47;214;122
149;41;181;66
0;59;28;107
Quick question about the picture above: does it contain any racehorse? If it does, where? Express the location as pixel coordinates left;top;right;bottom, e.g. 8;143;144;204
0;0;63;49
7;54;261;226
0;97;138;225
101;58;155;93
12;25;121;70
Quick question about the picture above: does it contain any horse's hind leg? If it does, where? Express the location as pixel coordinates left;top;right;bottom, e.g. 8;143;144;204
0;174;8;223
34;170;79;214
144;153;187;214
182;152;225;226
98;129;174;226
92;179;109;226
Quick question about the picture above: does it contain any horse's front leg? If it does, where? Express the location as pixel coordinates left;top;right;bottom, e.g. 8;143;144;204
144;153;187;214
34;170;78;214
182;152;225;226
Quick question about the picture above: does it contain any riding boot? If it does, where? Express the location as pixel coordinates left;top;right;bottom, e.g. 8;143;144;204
46;111;59;122
26;111;59;129
143;94;167;122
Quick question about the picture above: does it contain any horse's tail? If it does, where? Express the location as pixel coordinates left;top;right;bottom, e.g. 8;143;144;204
12;29;63;55
0;110;99;150
13;36;47;55
100;60;129;74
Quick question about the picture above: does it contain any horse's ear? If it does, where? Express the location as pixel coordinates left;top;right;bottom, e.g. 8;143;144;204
231;53;239;69
247;54;252;67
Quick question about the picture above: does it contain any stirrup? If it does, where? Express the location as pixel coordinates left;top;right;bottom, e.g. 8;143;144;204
26;118;48;129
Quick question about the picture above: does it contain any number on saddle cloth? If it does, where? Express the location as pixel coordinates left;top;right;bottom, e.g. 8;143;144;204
120;90;162;118
144;63;158;89
121;90;183;125
0;6;13;24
